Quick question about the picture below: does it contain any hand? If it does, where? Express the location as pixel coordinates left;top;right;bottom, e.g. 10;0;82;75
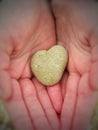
0;0;61;129
0;0;56;98
5;78;60;130
52;0;98;130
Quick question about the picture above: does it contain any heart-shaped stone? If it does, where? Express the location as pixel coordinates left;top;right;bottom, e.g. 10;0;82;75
31;45;68;86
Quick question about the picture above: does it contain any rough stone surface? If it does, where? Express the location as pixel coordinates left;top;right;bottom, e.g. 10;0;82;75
31;45;68;86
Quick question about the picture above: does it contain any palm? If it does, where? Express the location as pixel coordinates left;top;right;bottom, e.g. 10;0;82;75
53;1;98;130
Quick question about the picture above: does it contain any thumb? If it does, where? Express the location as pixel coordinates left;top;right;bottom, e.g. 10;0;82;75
90;62;98;91
0;48;12;100
89;39;98;91
0;70;12;100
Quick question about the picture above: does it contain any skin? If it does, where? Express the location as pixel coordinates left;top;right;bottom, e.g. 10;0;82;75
0;0;98;130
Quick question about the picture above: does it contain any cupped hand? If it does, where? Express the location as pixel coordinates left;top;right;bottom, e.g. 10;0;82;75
0;0;62;130
52;0;98;130
0;0;56;98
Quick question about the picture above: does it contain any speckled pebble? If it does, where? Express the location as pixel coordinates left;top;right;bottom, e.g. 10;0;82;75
31;45;68;86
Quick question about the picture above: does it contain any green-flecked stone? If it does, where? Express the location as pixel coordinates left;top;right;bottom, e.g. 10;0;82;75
31;45;68;86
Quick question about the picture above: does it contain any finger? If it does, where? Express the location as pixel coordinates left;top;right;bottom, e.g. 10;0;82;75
47;83;63;114
20;78;52;130
33;78;60;130
72;73;98;130
61;71;69;98
4;79;33;130
0;70;12;99
61;73;80;130
21;57;32;78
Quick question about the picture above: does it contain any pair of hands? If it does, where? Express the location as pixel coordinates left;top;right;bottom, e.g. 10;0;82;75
0;0;98;130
